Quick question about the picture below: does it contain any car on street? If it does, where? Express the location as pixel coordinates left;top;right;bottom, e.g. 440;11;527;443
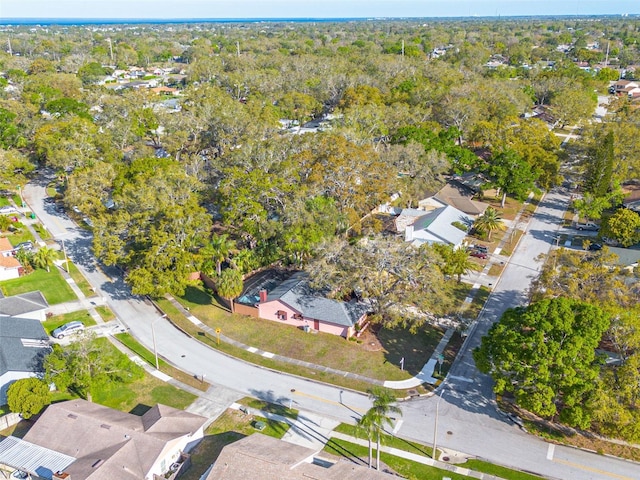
588;243;603;251
52;321;85;339
469;250;488;259
575;221;599;231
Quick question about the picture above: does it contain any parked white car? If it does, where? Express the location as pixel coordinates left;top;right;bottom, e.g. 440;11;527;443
0;206;17;214
52;321;85;339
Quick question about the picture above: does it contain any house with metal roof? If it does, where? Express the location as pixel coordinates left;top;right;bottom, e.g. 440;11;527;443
0;316;50;404
236;271;370;338
3;399;208;480
401;205;472;248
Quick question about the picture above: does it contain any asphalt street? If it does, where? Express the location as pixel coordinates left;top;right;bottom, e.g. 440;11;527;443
24;177;640;480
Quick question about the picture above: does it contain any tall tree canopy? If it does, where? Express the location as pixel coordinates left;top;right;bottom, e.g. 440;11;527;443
474;298;609;428
93;157;211;296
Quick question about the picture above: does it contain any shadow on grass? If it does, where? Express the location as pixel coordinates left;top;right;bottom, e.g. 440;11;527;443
375;325;444;376
324;437;369;466
184;285;214;306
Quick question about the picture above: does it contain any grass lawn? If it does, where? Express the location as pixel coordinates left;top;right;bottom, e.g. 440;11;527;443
155;297;387;392
487;263;504;277
464;286;491;320
0;268;76;304
168;286;438;382
114;333;210;391
464;459;545;480
92;372;196;412
96;305;116;322
501;229;524;257
66;261;96;297
42;310;97;335
481;196;524;221
333;424;545;479
4;226;35;246
180;409;290;480
0;197;9;207
324;437;469;480
33;223;51;240
236;397;298;420
335;423;433;457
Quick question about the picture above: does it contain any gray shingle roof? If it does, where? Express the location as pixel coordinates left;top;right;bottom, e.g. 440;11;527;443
0;291;48;317
0;316;49;376
267;272;369;327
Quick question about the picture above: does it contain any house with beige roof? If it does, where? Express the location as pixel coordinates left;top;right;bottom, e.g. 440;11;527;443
205;433;392;480
0;399;207;480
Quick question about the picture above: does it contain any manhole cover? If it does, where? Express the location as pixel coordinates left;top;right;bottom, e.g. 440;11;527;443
442;456;450;462
407;389;418;396
447;431;453;435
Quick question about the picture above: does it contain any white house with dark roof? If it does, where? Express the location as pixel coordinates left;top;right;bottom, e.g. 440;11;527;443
0;291;49;321
1;399;208;480
0;316;50;404
237;272;370;338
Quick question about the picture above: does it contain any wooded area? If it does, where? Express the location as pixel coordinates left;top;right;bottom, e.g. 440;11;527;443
2;17;640;439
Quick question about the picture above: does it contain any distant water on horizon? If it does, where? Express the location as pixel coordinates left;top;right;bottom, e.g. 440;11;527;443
0;14;633;26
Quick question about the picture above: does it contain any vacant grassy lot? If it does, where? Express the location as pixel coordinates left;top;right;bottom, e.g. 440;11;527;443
43;310;97;335
1;268;76;304
180;409;290;480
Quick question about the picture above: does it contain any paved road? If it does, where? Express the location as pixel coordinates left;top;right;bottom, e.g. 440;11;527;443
25;177;640;479
398;189;640;480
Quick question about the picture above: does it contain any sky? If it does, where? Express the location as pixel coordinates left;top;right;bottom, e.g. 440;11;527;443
0;1;638;20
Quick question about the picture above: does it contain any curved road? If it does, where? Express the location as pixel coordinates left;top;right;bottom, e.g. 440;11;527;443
24;179;639;480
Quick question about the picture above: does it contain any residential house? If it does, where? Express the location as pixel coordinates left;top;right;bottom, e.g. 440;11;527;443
0;399;208;480
0;291;49;322
0;316;49;404
235;271;369;338
0;237;22;280
420;182;489;216
610;80;640;97
205;433;392;480
608;246;640;272
397;205;472;248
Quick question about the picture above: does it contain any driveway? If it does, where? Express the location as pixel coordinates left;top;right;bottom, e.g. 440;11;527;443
24;177;639;479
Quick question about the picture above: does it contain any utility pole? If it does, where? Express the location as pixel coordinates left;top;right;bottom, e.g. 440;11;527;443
107;38;114;64
401;40;405;58
7;37;12;56
604;41;610;68
236;41;240;58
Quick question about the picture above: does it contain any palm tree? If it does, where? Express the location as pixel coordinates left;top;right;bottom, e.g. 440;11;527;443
201;234;236;276
356;410;376;469
474;207;505;241
215;268;244;313
365;387;403;470
33;246;57;272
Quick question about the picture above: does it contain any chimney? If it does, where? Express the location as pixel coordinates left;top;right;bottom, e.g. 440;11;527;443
53;472;70;480
405;225;414;242
259;290;267;303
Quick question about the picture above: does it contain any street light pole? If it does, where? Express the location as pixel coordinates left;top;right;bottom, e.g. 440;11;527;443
151;320;159;370
150;314;167;370
433;384;447;461
61;239;70;273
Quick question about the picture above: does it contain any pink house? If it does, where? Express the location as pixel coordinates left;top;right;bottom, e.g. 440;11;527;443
236;272;370;338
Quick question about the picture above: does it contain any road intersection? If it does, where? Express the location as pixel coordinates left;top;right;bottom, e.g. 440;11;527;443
24;178;639;480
